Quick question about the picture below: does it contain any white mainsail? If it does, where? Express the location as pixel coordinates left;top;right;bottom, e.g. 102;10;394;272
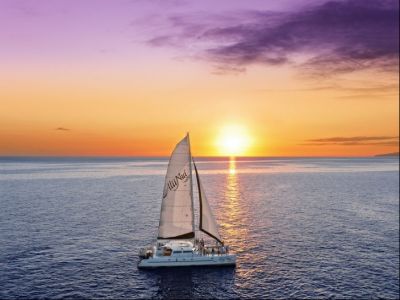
193;161;223;243
158;134;195;240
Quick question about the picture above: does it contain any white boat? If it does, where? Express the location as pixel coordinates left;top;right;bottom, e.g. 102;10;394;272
138;134;236;268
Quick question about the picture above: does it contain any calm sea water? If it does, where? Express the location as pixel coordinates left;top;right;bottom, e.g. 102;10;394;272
0;157;399;299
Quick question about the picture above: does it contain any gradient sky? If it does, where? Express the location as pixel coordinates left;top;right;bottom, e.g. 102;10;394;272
0;0;399;156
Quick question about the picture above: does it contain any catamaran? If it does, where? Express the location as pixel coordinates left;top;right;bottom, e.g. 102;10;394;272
138;134;236;268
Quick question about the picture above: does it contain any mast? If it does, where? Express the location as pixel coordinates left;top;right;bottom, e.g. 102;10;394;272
187;132;196;236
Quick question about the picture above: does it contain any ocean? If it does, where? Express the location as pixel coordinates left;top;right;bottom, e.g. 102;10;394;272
0;157;399;298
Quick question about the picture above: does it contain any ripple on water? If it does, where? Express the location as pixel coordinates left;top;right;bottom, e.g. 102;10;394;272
0;158;399;298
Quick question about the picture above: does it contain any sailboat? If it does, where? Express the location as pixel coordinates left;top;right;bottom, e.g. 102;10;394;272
138;134;236;268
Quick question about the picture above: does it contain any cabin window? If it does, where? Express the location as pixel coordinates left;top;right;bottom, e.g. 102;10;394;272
163;248;172;256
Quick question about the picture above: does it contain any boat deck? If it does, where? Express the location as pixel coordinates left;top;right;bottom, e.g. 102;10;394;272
138;253;236;268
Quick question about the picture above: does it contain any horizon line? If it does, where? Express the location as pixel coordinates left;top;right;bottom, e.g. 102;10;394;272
0;154;398;159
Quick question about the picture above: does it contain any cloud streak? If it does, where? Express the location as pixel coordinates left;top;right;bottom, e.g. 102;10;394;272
147;0;399;76
55;127;70;131
303;136;399;146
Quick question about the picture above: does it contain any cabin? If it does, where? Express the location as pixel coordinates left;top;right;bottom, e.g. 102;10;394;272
158;241;194;257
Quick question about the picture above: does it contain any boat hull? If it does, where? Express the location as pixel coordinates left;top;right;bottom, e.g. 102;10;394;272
138;254;236;268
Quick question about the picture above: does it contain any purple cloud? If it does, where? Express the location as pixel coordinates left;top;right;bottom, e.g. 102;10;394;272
147;0;399;75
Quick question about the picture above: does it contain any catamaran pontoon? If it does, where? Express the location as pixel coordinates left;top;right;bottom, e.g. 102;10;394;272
138;134;236;268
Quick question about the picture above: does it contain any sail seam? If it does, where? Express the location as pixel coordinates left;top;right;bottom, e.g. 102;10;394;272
200;229;223;244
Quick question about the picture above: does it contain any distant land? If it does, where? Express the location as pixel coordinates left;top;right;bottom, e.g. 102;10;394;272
375;152;400;157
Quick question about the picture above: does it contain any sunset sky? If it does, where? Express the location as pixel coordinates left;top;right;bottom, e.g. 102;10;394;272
0;0;399;156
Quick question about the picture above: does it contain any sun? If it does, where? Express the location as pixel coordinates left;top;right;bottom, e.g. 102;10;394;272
216;125;252;156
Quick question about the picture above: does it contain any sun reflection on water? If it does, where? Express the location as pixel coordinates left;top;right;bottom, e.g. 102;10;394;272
220;157;264;286
221;157;250;255
229;157;236;175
